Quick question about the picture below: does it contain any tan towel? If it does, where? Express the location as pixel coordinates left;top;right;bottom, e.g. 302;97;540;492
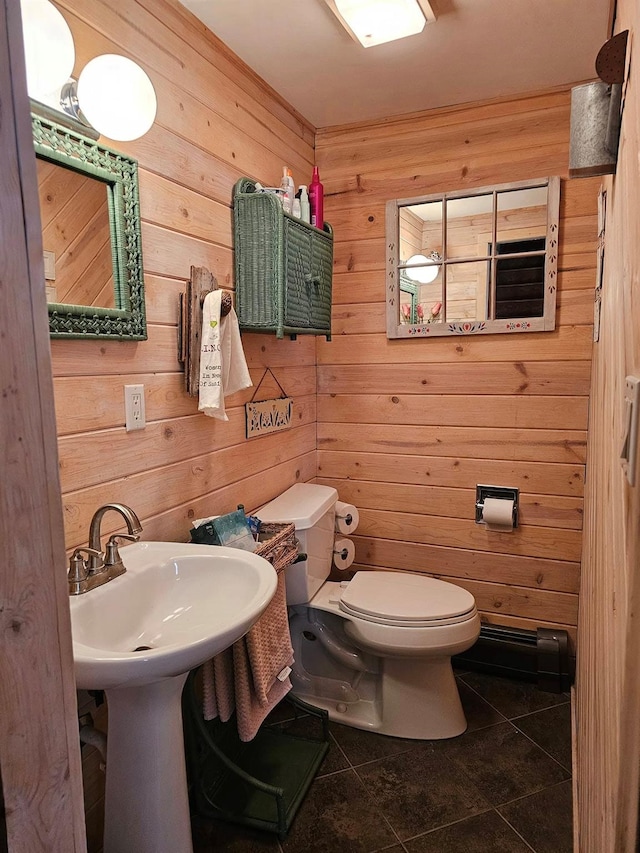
202;648;235;722
202;569;294;741
233;570;294;740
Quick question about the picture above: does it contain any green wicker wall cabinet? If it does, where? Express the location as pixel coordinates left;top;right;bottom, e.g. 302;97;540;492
233;178;333;340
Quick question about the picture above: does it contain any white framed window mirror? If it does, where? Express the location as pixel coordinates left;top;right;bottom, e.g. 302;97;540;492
385;176;560;338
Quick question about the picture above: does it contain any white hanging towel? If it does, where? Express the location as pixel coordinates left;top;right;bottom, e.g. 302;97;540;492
198;290;252;420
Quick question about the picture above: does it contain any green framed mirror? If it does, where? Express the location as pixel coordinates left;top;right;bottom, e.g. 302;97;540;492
399;276;418;324
32;112;147;340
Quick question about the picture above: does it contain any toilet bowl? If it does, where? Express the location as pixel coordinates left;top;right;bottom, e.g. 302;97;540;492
259;483;481;739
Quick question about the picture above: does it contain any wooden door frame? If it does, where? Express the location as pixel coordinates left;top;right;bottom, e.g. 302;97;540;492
0;0;86;849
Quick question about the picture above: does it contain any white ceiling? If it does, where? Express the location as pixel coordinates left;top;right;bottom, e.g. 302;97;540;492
179;0;611;128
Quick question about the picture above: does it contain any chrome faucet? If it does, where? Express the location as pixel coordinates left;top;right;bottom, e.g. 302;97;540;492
68;503;143;595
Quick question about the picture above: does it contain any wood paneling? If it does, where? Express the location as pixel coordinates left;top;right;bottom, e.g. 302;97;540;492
574;1;640;849
318;361;592;396
53;365;315;435
349;536;580;593
317;89;598;641
317;325;593;364
0;0;86;847
319;422;587;463
57;400;316;493
62;419;317;546
48;0;317;544
318;394;588;430
317;450;585;496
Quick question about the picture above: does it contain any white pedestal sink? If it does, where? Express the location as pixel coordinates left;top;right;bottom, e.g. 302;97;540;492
69;542;277;853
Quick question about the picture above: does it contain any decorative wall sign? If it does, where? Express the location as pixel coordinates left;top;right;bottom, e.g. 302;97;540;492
246;397;293;438
245;368;293;438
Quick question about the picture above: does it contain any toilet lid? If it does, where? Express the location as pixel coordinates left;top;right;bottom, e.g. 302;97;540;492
339;572;476;626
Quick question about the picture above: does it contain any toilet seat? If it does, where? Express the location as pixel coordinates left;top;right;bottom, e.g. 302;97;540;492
338;571;477;628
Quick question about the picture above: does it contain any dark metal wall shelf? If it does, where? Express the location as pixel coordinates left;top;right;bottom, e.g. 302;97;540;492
183;668;329;840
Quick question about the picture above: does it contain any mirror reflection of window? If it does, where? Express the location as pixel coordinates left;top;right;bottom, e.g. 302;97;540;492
445;193;493;261
494;237;546;319
493;187;549;320
399;200;444;325
36;158;114;309
496;186;548;245
388;177;559;338
400;200;443;263
446;260;489;322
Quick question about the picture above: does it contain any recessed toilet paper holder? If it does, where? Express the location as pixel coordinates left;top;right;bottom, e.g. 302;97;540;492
475;485;519;528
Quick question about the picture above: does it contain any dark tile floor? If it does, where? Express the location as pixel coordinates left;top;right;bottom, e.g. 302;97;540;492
191;671;573;853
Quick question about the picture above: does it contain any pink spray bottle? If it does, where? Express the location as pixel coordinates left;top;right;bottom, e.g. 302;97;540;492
309;166;324;229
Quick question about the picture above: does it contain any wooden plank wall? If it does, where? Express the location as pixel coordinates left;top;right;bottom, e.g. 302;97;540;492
575;0;640;847
50;0;317;553
46;1;316;848
1;0;87;847
315;90;600;645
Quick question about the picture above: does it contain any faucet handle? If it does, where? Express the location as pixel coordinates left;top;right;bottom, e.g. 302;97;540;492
104;533;139;567
68;547;102;594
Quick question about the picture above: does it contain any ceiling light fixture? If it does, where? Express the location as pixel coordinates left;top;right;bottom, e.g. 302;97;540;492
323;0;436;48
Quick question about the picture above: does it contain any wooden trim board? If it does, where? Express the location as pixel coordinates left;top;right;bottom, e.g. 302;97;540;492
0;1;86;848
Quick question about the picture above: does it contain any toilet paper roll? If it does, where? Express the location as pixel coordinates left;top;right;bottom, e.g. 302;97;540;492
333;537;356;571
482;497;515;531
335;501;359;535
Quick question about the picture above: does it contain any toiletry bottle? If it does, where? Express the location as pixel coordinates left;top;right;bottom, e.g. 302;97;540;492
299;184;310;223
309;166;324;229
292;191;301;219
280;166;294;214
286;168;295;206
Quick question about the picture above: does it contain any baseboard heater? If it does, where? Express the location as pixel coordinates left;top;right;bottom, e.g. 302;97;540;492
452;624;573;693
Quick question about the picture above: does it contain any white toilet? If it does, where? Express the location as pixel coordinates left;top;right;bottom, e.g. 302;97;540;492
259;483;481;739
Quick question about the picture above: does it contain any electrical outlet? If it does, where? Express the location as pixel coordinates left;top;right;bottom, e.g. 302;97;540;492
124;384;146;431
43;250;56;280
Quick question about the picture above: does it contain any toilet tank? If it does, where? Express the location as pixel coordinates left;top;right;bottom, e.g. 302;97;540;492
258;483;338;605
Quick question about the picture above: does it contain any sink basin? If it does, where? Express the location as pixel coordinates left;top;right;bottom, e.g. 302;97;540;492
68;540;278;853
69;541;277;689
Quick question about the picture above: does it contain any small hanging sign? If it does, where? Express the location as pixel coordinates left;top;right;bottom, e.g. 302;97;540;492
246;397;293;438
245;368;293;438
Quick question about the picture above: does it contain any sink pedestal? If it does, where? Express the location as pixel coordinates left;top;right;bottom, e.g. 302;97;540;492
103;674;193;853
